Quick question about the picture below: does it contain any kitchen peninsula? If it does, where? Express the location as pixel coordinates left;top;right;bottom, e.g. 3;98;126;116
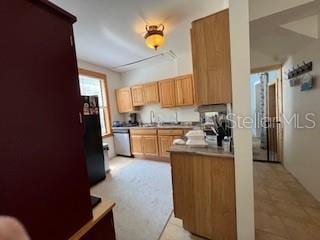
169;145;236;240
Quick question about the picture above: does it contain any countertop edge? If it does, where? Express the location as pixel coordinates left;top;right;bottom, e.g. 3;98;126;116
168;146;234;158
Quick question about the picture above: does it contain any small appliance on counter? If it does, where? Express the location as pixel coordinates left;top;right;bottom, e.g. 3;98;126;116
128;113;139;127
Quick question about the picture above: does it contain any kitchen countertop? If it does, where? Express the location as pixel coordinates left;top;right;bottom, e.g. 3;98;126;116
169;144;234;158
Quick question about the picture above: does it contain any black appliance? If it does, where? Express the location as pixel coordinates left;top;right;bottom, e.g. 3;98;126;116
128;113;138;126
82;96;106;187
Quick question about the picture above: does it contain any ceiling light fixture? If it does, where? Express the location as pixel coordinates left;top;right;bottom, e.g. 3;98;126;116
144;24;165;50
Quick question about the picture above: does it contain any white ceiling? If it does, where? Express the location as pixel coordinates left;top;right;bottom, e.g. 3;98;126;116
51;0;227;72
250;0;320;63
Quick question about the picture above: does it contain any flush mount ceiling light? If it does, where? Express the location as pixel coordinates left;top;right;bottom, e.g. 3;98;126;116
144;24;165;50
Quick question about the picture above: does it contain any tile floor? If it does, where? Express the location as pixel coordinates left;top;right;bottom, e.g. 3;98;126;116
160;162;320;240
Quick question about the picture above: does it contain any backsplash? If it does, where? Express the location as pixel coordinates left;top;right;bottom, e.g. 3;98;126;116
123;104;200;123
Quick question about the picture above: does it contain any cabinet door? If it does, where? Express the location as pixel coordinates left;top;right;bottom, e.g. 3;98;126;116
158;79;176;108
131;135;143;155
158;136;173;157
116;87;133;113
175;75;194;106
131;85;144;106
142;136;158;156
143;82;159;104
191;9;232;105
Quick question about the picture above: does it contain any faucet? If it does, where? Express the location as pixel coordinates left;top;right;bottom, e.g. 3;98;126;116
175;111;178;124
150;110;155;124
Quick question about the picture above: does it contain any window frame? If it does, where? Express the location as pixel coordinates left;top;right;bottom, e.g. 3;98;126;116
78;68;113;137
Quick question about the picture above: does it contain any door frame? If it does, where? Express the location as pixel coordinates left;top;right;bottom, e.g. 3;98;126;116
251;64;283;162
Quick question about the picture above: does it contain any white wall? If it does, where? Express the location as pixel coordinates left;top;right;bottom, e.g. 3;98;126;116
78;59;125;158
250;48;281;69
120;53;200;123
282;38;320;201
229;0;255;239
249;0;314;21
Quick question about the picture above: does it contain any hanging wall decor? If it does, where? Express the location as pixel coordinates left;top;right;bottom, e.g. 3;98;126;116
287;61;312;79
301;73;313;91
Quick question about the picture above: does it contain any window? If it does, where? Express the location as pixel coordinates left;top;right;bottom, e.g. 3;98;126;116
78;69;112;136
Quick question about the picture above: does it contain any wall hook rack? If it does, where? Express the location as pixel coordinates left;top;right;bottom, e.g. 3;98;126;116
287;61;312;79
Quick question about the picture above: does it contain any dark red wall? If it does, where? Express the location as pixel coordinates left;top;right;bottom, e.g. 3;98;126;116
0;1;92;239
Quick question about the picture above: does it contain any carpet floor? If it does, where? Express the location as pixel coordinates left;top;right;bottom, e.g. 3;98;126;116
91;157;173;240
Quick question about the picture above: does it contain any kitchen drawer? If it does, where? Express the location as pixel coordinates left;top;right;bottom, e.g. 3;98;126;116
158;129;184;136
130;129;157;135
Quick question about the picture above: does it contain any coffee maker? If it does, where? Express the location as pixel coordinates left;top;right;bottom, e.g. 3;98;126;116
128;113;138;126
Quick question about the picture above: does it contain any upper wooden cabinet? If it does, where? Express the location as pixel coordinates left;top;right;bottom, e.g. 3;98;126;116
131;85;144;107
116;87;133;113
175;75;194;106
116;74;194;111
191;9;232;105
158;78;176;108
143;82;159;104
159;75;194;108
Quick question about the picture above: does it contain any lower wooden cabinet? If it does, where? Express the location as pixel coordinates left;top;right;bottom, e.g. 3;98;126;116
171;153;236;240
131;135;143;155
158;136;173;157
130;128;191;160
142;136;158;156
130;133;158;156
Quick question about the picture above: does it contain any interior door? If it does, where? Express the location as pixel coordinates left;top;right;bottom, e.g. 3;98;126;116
267;80;282;162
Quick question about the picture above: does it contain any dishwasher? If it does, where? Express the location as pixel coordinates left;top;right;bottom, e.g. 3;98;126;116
113;128;132;157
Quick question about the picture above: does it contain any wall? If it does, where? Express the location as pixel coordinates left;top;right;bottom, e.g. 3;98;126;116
229;0;255;239
249;0;314;21
120;53;200;123
282;37;320;201
250;48;281;69
78;60;124;158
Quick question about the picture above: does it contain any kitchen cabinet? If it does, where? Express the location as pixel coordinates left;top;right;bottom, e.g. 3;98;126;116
130;129;158;156
131;135;143;155
131;85;144;106
116;87;134;113
171;152;236;239
158;136;175;157
158;78;176;108
191;9;232;105
175;75;194;106
159;75;194;108
130;128;191;159
158;129;185;157
142;136;159;156
143;82;159;104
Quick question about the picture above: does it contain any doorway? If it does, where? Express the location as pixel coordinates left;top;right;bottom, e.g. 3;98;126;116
250;65;283;162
